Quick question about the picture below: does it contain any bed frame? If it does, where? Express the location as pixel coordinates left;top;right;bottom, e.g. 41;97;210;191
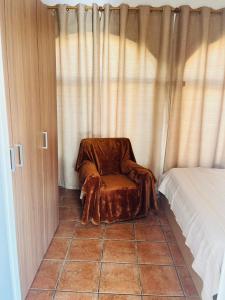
160;195;203;298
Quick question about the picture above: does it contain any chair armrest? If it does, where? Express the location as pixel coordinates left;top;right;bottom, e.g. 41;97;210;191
121;159;158;210
121;160;158;211
78;160;100;185
121;159;156;181
76;160;101;224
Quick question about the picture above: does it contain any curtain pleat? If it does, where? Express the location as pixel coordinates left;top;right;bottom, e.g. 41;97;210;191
115;4;128;136
56;5;225;189
164;7;225;171
92;4;101;135
150;6;173;176
100;4;110;137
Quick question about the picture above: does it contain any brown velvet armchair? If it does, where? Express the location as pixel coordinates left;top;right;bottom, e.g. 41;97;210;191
75;138;158;225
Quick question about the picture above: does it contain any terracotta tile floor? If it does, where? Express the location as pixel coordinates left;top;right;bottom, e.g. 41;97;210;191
27;188;201;300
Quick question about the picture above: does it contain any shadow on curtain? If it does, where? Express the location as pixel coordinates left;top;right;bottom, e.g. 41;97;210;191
56;4;225;189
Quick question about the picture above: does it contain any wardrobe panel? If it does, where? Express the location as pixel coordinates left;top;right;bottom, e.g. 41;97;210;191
2;0;58;297
0;1;29;296
3;0;36;296
22;0;45;262
37;1;58;249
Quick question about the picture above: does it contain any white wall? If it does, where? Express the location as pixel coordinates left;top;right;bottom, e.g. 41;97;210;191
0;28;22;300
42;0;225;9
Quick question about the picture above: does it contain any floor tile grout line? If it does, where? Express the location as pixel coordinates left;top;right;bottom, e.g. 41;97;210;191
29;287;56;292
42;257;182;267
97;224;105;295
97;259;103;296
98;292;141;295
174;265;187;298
163;225;200;299
29;258;48;291
51;236;173;244
134;223;144;296
52;235;170;243
161;211;200;297
57;220;81;224
52;236;74;299
161;217;186;298
161;230;175;265
30;287;189;298
175;264;200;298
52;200;79;298
167;243;187;267
138;292;186;297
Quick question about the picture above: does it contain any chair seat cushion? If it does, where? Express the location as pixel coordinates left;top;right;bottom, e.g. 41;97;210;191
99;174;140;223
101;174;137;191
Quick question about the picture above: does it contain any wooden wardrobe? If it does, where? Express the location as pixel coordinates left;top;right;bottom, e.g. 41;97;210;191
0;0;58;298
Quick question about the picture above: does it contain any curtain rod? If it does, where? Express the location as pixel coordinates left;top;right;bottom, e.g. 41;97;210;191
47;5;223;14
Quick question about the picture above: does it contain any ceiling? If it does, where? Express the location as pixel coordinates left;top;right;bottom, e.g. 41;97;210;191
42;0;225;9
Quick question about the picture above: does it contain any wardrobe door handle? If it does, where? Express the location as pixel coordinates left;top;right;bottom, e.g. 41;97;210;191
15;144;24;167
9;147;16;172
42;131;48;149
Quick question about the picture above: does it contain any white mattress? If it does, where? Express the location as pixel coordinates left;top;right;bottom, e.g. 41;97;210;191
158;167;225;300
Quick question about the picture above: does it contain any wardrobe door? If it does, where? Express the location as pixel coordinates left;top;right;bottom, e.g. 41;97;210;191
3;0;45;297
37;1;58;249
0;1;29;296
22;0;45;264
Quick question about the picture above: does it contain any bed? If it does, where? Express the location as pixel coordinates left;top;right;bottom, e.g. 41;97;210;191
158;167;225;300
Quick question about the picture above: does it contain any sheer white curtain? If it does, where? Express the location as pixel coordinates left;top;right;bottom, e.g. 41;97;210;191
56;4;174;188
164;6;225;170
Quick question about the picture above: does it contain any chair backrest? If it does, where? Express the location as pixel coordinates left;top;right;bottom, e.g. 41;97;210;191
76;138;136;175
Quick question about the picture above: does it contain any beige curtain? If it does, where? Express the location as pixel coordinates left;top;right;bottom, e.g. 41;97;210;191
164;6;225;170
56;4;174;188
56;4;225;189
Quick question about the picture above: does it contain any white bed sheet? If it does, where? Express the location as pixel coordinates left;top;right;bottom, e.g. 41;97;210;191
158;167;225;300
